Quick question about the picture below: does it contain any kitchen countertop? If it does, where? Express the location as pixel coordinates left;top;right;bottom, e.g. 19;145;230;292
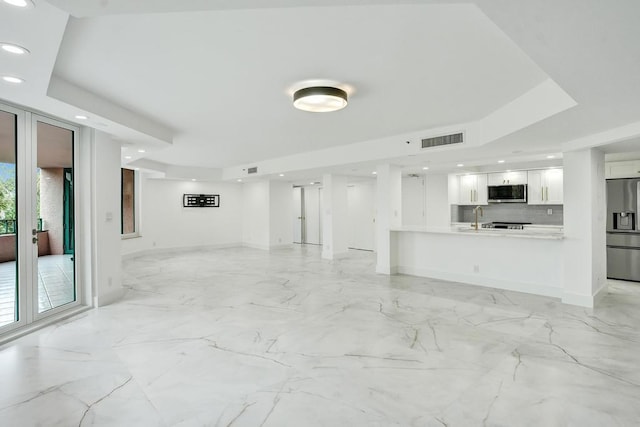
391;224;564;240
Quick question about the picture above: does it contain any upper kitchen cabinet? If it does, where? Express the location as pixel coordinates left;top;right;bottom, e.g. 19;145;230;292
458;174;488;205
487;171;527;186
605;160;640;179
528;169;563;205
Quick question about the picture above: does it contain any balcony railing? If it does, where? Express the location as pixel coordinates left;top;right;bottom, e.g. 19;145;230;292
0;219;42;235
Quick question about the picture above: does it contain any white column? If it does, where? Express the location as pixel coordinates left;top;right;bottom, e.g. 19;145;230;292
322;174;348;259
562;148;606;307
376;164;402;274
90;130;124;307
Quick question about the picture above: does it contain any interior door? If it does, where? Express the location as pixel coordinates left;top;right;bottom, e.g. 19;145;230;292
402;176;425;226
304;186;321;245
293;187;302;244
348;182;375;250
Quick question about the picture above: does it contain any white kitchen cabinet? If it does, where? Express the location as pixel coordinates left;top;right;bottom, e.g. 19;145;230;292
528;169;563;205
487;171;527;186
605;160;640;179
458;174;488;205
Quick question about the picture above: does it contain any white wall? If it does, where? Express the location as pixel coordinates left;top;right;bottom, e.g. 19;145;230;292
269;181;293;247
91;130;123;306
122;177;243;255
425;173;451;227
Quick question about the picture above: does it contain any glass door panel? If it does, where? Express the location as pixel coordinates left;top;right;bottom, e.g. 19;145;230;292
0;109;18;328
35;121;75;313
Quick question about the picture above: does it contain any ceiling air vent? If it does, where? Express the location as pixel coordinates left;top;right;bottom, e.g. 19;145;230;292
247;167;258;174
421;132;464;149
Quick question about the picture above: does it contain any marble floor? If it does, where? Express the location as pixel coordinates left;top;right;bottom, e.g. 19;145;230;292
0;245;639;426
0;254;75;327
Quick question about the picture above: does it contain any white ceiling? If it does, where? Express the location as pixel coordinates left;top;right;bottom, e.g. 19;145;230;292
2;0;640;181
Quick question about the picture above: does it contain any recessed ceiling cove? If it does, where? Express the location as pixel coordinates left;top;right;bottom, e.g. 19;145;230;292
52;4;547;168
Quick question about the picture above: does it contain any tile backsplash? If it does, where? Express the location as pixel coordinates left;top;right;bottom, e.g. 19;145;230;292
451;204;563;225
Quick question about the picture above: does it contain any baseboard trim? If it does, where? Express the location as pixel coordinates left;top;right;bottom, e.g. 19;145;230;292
93;288;125;307
562;284;607;308
397;265;562;299
122;243;243;260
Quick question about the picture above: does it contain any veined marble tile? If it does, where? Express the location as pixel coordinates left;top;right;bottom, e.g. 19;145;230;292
1;245;639;426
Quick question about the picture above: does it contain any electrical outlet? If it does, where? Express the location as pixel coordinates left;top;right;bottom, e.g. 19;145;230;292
547;208;553;215
473;264;479;273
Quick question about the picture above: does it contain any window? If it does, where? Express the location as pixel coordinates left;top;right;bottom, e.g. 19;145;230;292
121;168;136;234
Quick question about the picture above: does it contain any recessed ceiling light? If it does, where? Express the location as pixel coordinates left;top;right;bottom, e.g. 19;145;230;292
457;163;464;167
372;171;377;175
137;149;146;153
422;166;429;170
124;156;132;160
279;174;284;177
293;86;348;113
2;75;23;84
498;160;505;163
0;43;29;55
310;182;315;185
237;179;242;182
75;115;88;120
547;155;555;159
3;0;34;8
191;179;196;181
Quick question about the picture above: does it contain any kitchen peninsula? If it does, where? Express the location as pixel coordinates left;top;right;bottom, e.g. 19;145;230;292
388;224;564;299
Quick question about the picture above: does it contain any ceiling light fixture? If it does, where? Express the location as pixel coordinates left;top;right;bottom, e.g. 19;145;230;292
293;86;348;113
422;167;429;170
498;160;505;163
279;174;284;177
3;0;34;7
191;179;196;182
0;43;29;55
457;163;464;167
75;115;88;120
372;171;377;175
547;155;555;159
2;75;23;84
124;156;132;159
137;149;146;153
237;179;242;182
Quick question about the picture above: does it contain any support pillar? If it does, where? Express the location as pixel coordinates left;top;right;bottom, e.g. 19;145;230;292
376;164;402;274
322;174;348;259
562;148;606;307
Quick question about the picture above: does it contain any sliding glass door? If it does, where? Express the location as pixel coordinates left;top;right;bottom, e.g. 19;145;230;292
0;104;79;335
0;108;18;329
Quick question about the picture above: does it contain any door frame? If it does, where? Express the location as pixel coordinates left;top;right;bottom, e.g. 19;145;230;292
30;114;81;322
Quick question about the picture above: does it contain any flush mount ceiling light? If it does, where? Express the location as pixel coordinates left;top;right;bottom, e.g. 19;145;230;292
2;75;24;84
75;115;88;120
1;42;29;55
3;0;35;8
293;86;348;113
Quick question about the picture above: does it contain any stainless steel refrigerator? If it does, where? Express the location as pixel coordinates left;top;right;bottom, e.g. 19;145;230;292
607;178;640;281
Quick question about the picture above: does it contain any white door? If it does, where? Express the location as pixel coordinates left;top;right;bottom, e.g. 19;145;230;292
292;187;302;243
402;176;425;226
347;182;375;250
304;186;321;245
0;105;80;337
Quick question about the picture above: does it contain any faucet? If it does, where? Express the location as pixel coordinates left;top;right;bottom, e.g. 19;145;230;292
473;206;483;230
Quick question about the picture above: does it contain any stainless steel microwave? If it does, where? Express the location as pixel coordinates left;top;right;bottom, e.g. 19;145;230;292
487;184;527;203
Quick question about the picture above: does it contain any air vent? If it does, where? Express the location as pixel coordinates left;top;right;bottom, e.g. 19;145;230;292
247;167;258;174
421;132;464;149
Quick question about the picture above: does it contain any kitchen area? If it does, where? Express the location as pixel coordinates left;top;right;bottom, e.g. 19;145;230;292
391;166;566;299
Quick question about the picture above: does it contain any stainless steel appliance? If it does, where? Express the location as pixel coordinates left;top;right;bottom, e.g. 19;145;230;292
487;184;527;203
481;221;531;230
606;178;640;281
